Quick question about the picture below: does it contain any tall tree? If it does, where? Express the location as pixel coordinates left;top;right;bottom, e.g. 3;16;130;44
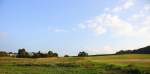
78;51;88;57
17;48;29;58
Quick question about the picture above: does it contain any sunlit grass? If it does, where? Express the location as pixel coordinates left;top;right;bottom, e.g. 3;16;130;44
0;54;150;74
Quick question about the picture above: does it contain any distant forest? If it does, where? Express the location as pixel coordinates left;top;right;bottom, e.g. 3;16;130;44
116;46;150;54
0;48;88;58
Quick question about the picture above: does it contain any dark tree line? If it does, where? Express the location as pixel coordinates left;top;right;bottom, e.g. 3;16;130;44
0;51;8;57
78;51;88;57
116;46;150;54
0;48;89;58
0;51;17;57
16;48;58;58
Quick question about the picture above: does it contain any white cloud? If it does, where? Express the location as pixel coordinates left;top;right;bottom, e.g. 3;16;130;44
78;16;107;35
112;0;136;12
144;5;150;12
94;25;106;35
78;23;86;29
102;14;134;36
79;0;150;37
78;0;150;53
122;0;135;9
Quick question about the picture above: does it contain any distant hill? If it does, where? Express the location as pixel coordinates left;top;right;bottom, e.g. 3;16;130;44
116;46;150;54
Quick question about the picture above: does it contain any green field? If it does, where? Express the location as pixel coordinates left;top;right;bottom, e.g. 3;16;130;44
0;54;150;74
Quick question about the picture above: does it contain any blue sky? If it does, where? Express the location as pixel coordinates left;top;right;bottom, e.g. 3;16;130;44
0;0;150;56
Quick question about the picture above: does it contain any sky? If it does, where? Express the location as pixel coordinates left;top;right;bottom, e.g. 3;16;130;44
0;0;150;56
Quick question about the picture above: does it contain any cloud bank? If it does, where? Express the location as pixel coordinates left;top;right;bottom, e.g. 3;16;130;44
79;0;150;38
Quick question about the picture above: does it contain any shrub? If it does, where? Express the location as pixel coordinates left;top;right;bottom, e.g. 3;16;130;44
16;48;30;58
0;51;8;57
78;51;88;57
64;55;69;57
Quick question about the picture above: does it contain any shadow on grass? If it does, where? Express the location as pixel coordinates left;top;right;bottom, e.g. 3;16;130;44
104;64;150;74
14;62;150;74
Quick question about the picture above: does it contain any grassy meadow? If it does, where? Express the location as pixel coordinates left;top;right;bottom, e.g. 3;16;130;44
0;54;150;74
